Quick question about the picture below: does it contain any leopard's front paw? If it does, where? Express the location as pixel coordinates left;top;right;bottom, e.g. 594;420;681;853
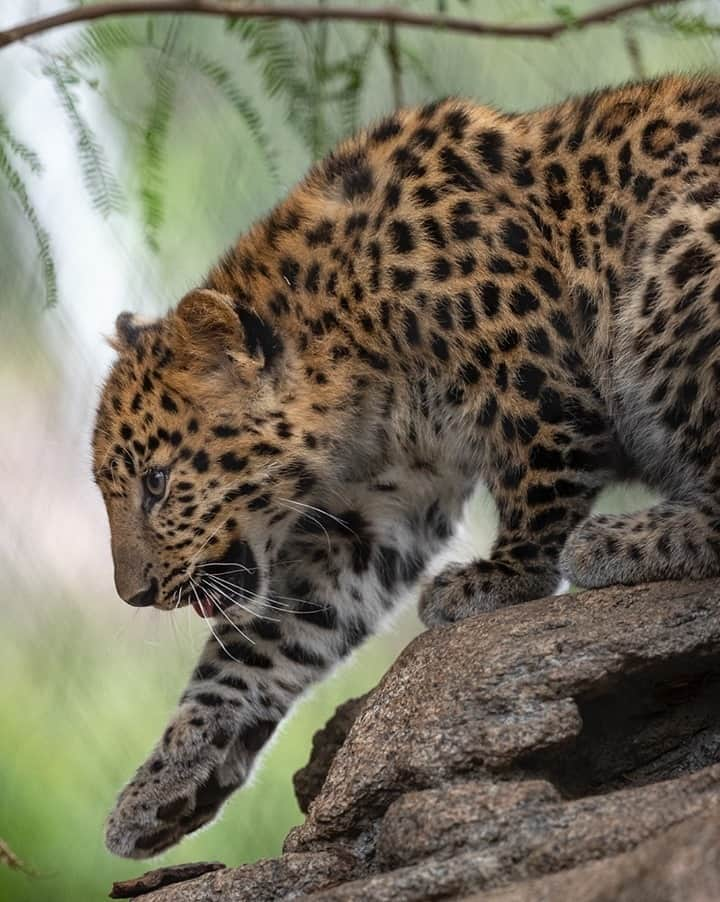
419;561;508;627
105;706;241;859
419;559;557;627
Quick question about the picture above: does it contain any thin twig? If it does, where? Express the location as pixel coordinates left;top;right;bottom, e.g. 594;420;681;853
0;839;36;877
386;22;403;109
0;0;685;51
624;25;646;78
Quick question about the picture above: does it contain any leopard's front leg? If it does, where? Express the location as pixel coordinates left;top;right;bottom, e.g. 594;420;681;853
104;621;319;858
105;507;429;858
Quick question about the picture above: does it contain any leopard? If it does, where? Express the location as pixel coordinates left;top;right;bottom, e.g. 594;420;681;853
93;73;720;858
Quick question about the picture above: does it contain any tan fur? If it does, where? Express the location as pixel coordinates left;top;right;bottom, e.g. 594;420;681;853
95;75;720;857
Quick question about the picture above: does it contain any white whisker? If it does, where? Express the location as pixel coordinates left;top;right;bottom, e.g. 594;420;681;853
206;588;256;644
204;573;324;614
202;575;272;622
203;573;294;608
188;520;227;564
278;497;358;537
189;579;244;664
197;562;255;572
278;502;332;553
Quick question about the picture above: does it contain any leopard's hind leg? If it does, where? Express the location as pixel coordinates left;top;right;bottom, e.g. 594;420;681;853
561;499;720;587
564;176;720;589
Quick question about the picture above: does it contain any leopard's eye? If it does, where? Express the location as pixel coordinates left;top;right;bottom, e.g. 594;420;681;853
143;469;167;499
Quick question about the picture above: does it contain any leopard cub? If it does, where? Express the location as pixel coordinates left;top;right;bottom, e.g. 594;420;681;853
94;75;720;857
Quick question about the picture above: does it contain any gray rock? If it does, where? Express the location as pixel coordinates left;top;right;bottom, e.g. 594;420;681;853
135;580;720;901
293;695;369;815
137;851;359;901
467;810;720;902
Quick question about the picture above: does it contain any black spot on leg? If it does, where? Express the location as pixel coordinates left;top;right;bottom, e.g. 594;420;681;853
641;118;676;159
480;281;501;317
219;452;247;472
501;221;530;256
604;205;627;247
404;309;421;345
157;797;190;821
570;226;588;268
161;393;178;414
392;267;417;291
250;619;282;641
478;396;498;428
476;129;505;172
534;267;561;301
371;116;401;143
295;602;337;629
670;244;714;288
219;644;273;669
280;643;326;669
515;363;547;400
390;220;416;254
510;286;540;317
431;334;449;361
236;719;278;755
192;450;209;473
529;445;564;471
193;664;219;681
134;828;176;852
580;155;609;212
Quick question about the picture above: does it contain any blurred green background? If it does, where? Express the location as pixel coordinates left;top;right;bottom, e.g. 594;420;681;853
0;1;713;899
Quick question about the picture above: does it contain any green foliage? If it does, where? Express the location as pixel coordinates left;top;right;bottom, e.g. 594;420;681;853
140;61;176;250
0;116;56;306
43;58;125;218
0;609;411;902
552;5;580;28
228;17;381;158
651;8;720;37
0;114;42;174
3;1;720;306
54;18;278;250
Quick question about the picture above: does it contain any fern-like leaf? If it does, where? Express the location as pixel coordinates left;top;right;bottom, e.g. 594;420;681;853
184;49;279;178
0;139;57;306
230;19;301;100
44;59;124;217
651;9;720;37
0;113;43;174
140;63;176;250
397;42;435;92
231;19;319;151
71;21;143;67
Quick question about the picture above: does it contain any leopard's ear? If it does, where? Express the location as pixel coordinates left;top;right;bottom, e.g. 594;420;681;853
174;289;239;351
172;289;283;373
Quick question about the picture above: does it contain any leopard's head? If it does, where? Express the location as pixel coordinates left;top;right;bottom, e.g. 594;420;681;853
92;289;324;621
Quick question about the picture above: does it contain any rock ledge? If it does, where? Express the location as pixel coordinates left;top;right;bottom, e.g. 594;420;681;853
132;580;720;901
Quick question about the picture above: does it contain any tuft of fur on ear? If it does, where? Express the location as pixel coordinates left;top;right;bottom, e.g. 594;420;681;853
108;312;157;352
172;289;283;374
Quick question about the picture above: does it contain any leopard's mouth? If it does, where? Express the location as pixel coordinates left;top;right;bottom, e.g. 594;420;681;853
179;539;260;620
190;588;220;619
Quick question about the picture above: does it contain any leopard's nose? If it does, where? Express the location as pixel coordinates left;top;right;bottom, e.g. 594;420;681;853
125;579;158;607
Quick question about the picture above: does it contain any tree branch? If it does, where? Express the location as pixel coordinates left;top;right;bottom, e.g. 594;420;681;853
0;0;685;51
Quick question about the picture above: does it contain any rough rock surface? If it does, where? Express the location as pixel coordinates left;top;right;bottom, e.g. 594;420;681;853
293;696;368;815
134;579;720;901
109;862;226;898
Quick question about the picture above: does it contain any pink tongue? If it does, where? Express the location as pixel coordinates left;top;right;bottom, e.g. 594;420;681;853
192;596;216;619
